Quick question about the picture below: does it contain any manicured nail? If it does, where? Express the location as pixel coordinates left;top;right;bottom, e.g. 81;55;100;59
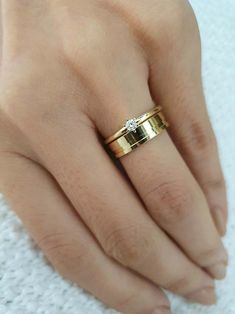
212;207;227;236
186;287;217;305
207;261;227;280
152;306;171;314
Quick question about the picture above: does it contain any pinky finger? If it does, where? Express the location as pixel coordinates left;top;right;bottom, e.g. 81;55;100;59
0;152;171;314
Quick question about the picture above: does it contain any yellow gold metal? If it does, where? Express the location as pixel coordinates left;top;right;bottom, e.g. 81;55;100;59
108;112;169;158
105;105;162;144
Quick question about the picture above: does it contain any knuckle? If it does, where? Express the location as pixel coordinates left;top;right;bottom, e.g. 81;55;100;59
204;177;225;191
63;16;109;69
1;79;26;118
0;67;88;134
0;64;41;126
38;232;72;255
186;121;217;153
145;0;198;45
166;0;198;38
113;293;139;312
103;224;152;268
38;232;90;269
144;179;192;224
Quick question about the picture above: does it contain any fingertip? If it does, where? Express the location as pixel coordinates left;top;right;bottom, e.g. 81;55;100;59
206;261;227;280
186;286;217;305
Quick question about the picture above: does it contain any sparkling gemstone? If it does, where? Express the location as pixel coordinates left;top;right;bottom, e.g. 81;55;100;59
125;118;138;132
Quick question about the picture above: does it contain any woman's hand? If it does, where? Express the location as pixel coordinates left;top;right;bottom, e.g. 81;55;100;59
0;1;228;313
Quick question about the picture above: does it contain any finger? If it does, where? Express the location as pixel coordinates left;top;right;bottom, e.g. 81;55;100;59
148;6;227;236
84;42;228;280
121;131;228;280
31;116;216;305
0;152;171;314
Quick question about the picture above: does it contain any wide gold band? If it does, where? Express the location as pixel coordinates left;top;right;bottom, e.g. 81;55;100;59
105;105;162;144
108;111;169;158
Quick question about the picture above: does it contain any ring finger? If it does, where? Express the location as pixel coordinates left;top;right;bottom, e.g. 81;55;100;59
87;44;228;280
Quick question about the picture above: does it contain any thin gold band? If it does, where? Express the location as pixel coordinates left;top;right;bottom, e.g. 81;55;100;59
105;105;162;144
108;112;169;158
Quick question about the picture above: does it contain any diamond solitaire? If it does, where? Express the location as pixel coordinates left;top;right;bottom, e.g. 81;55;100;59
125;118;138;132
105;106;162;144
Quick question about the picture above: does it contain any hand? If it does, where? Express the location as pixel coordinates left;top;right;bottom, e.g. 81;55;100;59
0;1;228;313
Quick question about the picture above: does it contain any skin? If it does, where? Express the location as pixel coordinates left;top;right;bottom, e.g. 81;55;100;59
0;1;229;313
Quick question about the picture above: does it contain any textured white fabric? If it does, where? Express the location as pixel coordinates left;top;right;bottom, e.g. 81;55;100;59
0;1;235;313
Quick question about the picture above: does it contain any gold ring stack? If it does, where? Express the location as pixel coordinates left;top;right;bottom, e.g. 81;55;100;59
105;105;169;158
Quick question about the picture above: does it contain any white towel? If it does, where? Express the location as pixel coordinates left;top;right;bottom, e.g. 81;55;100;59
0;1;235;313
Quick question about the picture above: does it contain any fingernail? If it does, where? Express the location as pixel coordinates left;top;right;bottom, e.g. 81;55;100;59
151;306;171;314
186;287;217;305
212;207;227;236
207;261;227;280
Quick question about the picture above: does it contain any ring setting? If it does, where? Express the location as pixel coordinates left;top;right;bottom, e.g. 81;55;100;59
125;118;138;133
105;105;169;158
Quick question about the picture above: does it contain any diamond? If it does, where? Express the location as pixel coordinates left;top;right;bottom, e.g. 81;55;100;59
125;118;138;132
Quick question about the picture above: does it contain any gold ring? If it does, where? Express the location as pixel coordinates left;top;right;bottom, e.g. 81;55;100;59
106;109;169;158
105;105;162;144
